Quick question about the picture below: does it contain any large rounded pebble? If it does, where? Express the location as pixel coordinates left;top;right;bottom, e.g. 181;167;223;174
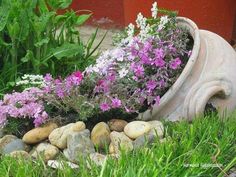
31;142;59;161
91;122;110;148
107;119;128;132
0;135;30;154
49;121;85;149
63;129;95;163
110;131;133;153
148;120;164;138
22;123;58;144
124;121;151;139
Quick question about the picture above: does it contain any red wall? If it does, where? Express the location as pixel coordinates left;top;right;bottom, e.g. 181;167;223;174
123;0;236;41
71;0;124;28
72;0;236;41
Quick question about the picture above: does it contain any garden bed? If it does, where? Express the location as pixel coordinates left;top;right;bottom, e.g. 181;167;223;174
0;1;235;176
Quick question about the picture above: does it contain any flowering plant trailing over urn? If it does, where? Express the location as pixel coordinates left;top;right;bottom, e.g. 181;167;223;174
0;2;193;129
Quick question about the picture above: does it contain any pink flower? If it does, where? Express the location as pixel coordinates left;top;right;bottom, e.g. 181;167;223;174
72;71;83;85
107;73;116;82
44;73;53;82
73;71;83;78
111;98;122;108
100;103;111;112
54;79;62;85
43;86;51;93
0;89;48;127
65;77;73;92
33;111;48;127
131;63;145;77
154;58;165;67
154;48;164;59
146;80;157;90
55;86;65;98
170;57;182;69
95;79;110;93
139;52;150;64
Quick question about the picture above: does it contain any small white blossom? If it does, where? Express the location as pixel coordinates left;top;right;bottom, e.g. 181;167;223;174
16;80;29;86
16;74;45;87
84;49;119;75
112;48;125;62
139;24;151;42
151;2;158;19
136;13;147;29
118;68;129;78
127;23;135;38
158;16;169;30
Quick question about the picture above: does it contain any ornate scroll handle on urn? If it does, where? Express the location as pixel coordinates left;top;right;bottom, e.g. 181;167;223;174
183;74;232;120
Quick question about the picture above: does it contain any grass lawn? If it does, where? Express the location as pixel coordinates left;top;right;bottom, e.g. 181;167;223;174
0;113;235;177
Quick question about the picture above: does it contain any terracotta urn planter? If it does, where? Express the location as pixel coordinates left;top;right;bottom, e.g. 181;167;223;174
138;17;236;121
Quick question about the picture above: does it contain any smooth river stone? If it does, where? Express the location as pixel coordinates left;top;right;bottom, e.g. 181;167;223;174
49;121;86;149
22;123;58;144
110;131;133;153
124;121;151;139
147;120;164;138
91;122;110;148
107;119;128;132
30;142;59;161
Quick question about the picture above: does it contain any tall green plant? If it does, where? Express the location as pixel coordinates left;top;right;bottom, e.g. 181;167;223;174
0;0;105;94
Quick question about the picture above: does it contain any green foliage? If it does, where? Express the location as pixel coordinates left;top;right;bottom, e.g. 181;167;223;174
0;113;235;176
2;117;34;138
0;0;105;95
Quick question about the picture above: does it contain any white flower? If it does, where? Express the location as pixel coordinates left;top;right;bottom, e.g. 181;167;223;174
139;24;151;42
84;49;118;75
158;16;169;30
16;80;29;86
22;74;44;81
136;13;147;29
127;23;135;38
16;74;45;87
118;68;129;78
111;48;125;62
151;2;158;19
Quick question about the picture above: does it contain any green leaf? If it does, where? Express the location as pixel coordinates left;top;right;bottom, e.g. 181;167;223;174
6;81;15;87
38;0;49;14
17;10;30;41
0;6;9;31
59;0;73;9
76;14;91;26
55;14;67;23
21;50;34;63
85;28;107;59
48;0;72;10
34;38;50;47
7;19;20;39
32;12;55;36
52;43;83;60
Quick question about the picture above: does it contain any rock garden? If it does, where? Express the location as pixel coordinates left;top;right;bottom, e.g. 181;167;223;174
0;1;235;177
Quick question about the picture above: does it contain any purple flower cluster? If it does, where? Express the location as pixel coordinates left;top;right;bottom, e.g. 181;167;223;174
0;88;48;127
85;25;191;114
43;71;83;98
